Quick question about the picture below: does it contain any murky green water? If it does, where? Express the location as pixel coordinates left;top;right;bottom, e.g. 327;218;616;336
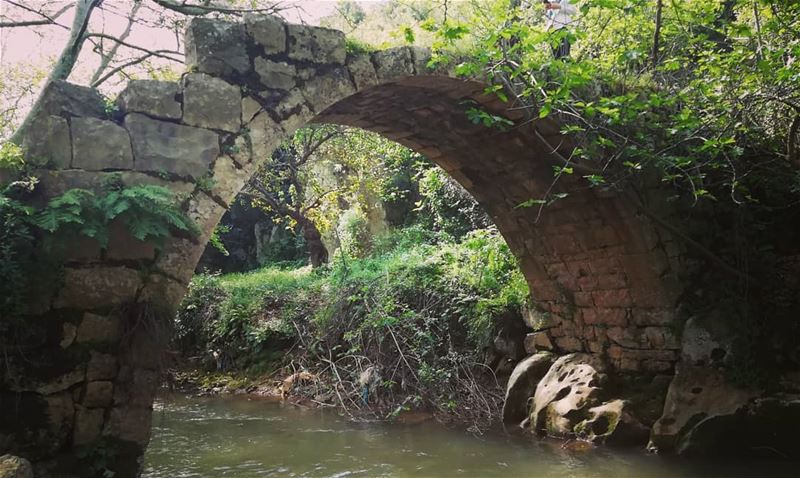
143;394;793;478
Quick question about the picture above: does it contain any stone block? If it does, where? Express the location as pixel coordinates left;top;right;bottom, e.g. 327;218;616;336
347;53;378;90
39;80;105;118
125;113;220;179
286;24;346;64
210;155;249;207
554;336;584;352
87;351;118;381
105;406;152;445
35;369;86;395
182;73;242;133
254;57;296;91
83;381;114;408
117;80;182;120
153;237;206;284
72;117;134;171
372;47;414;81
54;266;142;310
186;192;226;237
524;332;553;354
246;113;285;164
73;407;104;446
244;14;286;54
185;18;250;77
105;219;157;261
60;322;77;348
21;115;71;168
138;274;187;313
301;67;356;113
242;96;263;125
77;313;122;344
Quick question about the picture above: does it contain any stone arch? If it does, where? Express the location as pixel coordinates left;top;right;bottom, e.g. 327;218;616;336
5;15;685;475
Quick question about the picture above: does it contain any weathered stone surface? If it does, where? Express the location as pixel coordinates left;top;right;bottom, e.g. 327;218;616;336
83;381;114;408
117;80;182;120
138;274;187;313
60;322;77;349
154;237;207;284
254;57;296;91
185;18;250;77
372;47;414;81
0;454;33;478
346;53;378;90
106;219;157;261
35;369;85;395
39;80;105;118
524;332;553;354
118;171;195;197
73;407;104;446
87;351;118;381
649;363;758;453
125;113;220;178
105;406;153;445
241;96;263;124
54;267;141;310
77;313;122;344
301;67;355;113
246;112;283;163
244;14;285;54
502;352;554;425
211;155;249;206
21;115;71;168
286;24;346;64
183;73;242;133
527;353;646;444
72;117;134;171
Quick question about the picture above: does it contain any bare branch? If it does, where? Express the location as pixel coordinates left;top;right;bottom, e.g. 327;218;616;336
0;1;71;28
91;0;145;85
149;0;286;17
84;33;184;63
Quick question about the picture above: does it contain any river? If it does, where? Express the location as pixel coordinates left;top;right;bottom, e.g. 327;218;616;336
143;394;794;478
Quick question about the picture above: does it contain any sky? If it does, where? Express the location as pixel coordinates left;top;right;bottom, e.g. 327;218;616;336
0;1;385;89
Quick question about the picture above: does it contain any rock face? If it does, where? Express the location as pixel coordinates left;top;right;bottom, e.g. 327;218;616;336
528;353;648;445
0;455;33;478
20;115;71;168
502;352;554;425
286;23;345;64
244;14;286;54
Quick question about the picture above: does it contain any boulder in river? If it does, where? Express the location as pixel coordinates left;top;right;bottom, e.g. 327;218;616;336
0;455;33;478
529;353;648;445
502;352;554;426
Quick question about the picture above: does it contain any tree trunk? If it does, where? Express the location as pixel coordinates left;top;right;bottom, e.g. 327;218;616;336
652;0;663;68
301;220;328;268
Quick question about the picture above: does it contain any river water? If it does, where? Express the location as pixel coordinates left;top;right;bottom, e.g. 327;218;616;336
143;394;794;478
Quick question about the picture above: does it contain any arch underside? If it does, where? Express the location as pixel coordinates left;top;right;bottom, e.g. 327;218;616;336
313;78;683;374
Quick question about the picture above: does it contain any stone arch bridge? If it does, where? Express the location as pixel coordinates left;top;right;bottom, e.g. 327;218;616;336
4;15;690;476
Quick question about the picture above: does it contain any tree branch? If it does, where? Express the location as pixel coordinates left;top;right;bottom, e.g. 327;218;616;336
0;1;71;28
90;0;145;85
84;33;184;63
149;0;285;17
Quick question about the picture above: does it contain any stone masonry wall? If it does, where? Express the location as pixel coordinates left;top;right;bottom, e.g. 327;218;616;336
1;14;686;477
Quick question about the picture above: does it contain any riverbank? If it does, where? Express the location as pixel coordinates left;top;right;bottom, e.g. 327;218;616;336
170;227;528;433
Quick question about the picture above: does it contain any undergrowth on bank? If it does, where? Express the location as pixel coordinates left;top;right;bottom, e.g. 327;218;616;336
175;226;528;430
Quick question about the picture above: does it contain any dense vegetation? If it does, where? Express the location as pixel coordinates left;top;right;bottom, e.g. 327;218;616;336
177;227;527;430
